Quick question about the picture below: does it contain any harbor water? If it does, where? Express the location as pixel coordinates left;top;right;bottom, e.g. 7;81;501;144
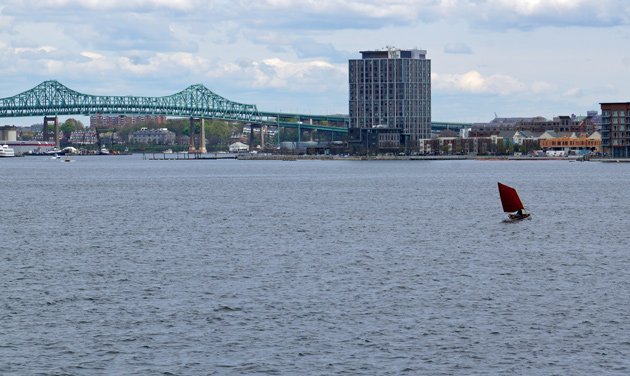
1;155;629;375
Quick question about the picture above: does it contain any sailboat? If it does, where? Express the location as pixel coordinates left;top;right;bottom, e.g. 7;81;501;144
498;182;531;221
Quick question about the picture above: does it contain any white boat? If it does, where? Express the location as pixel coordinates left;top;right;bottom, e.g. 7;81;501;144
44;148;61;155
0;144;16;157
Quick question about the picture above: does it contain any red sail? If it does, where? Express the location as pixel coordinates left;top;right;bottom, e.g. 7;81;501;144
498;182;524;213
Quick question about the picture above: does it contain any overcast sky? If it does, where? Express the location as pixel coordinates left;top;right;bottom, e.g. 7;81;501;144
2;0;630;126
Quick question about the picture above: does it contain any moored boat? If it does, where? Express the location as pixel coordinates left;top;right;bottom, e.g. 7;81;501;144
0;144;16;157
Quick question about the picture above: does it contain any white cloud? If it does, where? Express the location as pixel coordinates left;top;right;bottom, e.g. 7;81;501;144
242;1;630;29
563;87;583;98
209;58;346;92
249;0;422;20
0;43;67;61
80;51;105;60
43;59;66;74
0;13;13;30
14;46;58;57
117;52;207;75
456;0;630;29
13;0;202;12
4;0;630;36
432;70;527;95
531;81;556;94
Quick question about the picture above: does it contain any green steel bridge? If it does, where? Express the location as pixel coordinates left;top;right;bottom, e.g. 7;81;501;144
0;80;349;133
0;80;259;122
0;80;471;134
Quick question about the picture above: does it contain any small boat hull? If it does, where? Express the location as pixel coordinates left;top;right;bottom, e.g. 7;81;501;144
508;213;531;221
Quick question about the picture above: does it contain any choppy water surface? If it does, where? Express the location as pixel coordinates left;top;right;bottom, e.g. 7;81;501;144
1;155;629;375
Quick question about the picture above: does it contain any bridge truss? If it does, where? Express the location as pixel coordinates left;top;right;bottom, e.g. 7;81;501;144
0;80;259;122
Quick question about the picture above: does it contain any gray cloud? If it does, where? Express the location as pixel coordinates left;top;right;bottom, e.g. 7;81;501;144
4;1;630;36
233;1;630;31
291;38;353;63
64;14;198;52
458;0;630;31
444;42;473;55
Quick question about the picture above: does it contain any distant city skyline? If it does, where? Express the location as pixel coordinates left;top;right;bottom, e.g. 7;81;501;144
1;1;629;127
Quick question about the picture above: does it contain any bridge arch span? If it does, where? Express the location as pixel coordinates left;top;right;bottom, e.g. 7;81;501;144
0;80;259;122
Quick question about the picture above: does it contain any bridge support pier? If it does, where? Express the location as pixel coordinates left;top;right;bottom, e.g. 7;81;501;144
248;124;254;151
43;116;59;148
188;117;197;153
260;125;265;149
188;117;206;154
199;118;206;154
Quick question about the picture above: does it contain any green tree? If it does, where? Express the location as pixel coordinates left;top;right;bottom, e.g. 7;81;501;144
512;143;521;153
60;118;84;139
205;120;231;148
496;141;506;155
166;118;189;137
441;142;451;155
61;118;82;133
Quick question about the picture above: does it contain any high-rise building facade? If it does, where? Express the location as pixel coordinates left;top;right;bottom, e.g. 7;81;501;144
600;102;630;157
349;48;431;148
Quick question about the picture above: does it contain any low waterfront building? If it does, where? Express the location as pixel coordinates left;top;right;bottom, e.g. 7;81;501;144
512;130;539;145
33;130;63;142
420;137;498;155
129;128;176;145
496;130;541;152
0;125;17;141
229;142;249;152
420;129;599;156
90;114;167;129
348;126;404;154
539;131;601;154
471;114;597;137
69;130;98;145
2;125;56;155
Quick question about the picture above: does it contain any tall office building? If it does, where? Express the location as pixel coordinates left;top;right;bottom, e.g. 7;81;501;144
600;102;630;157
349;48;431;150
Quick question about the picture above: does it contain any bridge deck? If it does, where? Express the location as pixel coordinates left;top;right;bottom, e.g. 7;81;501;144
1;81;471;133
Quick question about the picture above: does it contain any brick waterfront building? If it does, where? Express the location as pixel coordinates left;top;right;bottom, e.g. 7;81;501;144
600;102;630;157
90;114;167;129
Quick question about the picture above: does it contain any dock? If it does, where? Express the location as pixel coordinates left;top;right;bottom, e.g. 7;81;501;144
145;152;238;160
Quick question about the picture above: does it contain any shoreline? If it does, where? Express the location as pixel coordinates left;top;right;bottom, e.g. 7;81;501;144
235;154;625;162
24;152;625;162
